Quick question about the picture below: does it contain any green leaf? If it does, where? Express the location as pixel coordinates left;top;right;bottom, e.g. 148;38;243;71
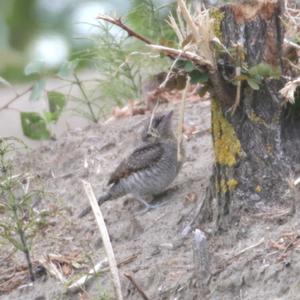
0;76;11;87
57;59;79;77
29;79;46;101
189;70;209;84
247;78;260;90
184;61;194;72
24;60;45;76
47;91;66;122
248;63;281;79
43;112;56;123
20;112;50;140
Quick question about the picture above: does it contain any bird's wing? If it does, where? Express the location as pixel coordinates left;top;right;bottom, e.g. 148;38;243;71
108;142;164;185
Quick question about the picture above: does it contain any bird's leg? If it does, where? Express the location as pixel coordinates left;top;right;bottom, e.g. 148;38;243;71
134;195;165;213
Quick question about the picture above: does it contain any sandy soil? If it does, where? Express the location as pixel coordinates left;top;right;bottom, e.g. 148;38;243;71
1;99;300;300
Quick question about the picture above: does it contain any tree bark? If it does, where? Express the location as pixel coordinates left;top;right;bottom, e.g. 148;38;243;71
206;1;300;230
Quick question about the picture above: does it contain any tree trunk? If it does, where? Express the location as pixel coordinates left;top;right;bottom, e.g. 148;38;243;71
206;1;300;230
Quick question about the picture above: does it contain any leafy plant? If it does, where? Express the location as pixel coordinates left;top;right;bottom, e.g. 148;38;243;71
0;137;48;281
127;0;176;43
1;0;176;139
20;90;66;140
94;23;141;107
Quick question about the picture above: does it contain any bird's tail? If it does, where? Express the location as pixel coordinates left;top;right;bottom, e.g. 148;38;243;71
78;192;112;218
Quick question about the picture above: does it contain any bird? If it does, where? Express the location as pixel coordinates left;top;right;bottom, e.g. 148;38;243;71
78;110;184;218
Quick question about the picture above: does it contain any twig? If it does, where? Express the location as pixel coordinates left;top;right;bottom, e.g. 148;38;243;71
96;14;214;71
67;258;108;293
149;44;214;70
284;38;300;50
81;180;123;300
177;0;201;45
279;77;300;104
39;256;66;283
232;238;264;259
181;187;208;237
193;229;210;298
97;15;153;45
124;272;149;300
211;238;265;277
177;75;190;162
67;253;138;294
159;54;183;90
0;86;33;111
73;73;98;123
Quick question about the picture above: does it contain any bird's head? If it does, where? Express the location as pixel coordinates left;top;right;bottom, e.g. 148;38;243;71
142;111;175;141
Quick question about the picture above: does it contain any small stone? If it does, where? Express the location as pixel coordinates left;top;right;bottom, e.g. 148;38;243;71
250;193;260;202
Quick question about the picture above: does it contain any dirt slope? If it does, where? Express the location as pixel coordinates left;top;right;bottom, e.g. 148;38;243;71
1;99;300;300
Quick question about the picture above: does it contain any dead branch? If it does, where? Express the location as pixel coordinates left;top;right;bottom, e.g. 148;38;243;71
149;44;214;70
67;253;138;294
0;86;33;111
124;272;149;300
67;258;108;293
81;180;123;300
39;256;67;283
96;14;214;71
177;76;190;162
96;15;152;45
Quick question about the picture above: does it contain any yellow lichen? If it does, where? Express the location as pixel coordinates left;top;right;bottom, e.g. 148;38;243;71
219;178;238;193
211;98;242;167
255;185;262;193
210;8;224;40
227;179;238;191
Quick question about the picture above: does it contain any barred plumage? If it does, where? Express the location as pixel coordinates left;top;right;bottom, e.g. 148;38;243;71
78;111;183;218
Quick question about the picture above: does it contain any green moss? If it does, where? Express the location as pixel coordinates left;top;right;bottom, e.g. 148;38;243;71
211;98;242;167
210;8;224;39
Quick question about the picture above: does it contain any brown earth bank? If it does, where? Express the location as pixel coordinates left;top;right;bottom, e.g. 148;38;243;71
1;99;300;300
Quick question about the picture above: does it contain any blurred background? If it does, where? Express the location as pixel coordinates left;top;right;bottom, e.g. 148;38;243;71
0;0;167;80
0;0;174;145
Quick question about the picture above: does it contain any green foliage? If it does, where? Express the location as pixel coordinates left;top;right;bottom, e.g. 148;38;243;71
0;137;48;281
248;63;281;80
24;60;45;76
246;78;260;90
233;63;282;91
20;91;66;140
30;79;46;101
183;61;194;72
47;91;66;122
127;0;176;43
57;59;80;78
21;112;51;140
245;63;281;90
93;23;142;108
189;70;209;84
